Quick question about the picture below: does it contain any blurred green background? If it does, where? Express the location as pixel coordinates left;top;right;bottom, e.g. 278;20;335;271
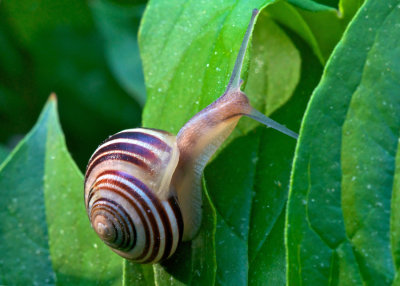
0;0;147;170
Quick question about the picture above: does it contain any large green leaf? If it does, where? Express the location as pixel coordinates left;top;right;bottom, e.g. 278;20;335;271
206;26;322;286
267;0;362;65
123;261;155;286
222;7;302;150
137;0;326;285
138;0;335;144
287;0;400;284
0;96;122;285
287;0;337;11
244;15;301;117
139;0;324;133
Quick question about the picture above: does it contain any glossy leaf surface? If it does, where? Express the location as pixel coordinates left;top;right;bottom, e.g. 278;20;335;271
137;0;329;284
287;0;400;284
0;97;121;285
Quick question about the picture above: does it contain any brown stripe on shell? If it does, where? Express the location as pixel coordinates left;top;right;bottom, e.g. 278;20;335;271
85;152;154;185
105;131;172;152
168;197;183;245
89;142;159;169
107;170;175;263
84;128;174;191
158;197;183;260
103;171;162;262
151;200;173;262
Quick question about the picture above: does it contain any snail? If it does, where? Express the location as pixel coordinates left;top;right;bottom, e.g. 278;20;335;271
84;8;298;264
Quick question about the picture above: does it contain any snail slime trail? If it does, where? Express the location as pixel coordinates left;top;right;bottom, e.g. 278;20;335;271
84;8;298;264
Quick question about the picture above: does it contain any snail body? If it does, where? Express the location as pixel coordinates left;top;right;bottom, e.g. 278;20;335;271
84;9;298;264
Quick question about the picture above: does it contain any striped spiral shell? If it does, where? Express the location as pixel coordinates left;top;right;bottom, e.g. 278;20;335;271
84;128;183;263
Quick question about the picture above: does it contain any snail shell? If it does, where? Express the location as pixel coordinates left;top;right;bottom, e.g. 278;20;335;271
84;128;183;263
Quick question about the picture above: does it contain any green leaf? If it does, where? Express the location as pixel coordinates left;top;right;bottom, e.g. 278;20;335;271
90;0;147;106
288;0;337;11
140;0;284;133
0;100;56;284
265;1;326;64
123;261;155;286
248;207;286;285
245;14;301;117
0;96;122;285
267;0;362;65
137;1;324;284
205;27;322;285
0;145;9;164
287;0;400;284
339;0;364;21
294;7;344;61
392;141;400;282
206;131;265;285
225;9;302;146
